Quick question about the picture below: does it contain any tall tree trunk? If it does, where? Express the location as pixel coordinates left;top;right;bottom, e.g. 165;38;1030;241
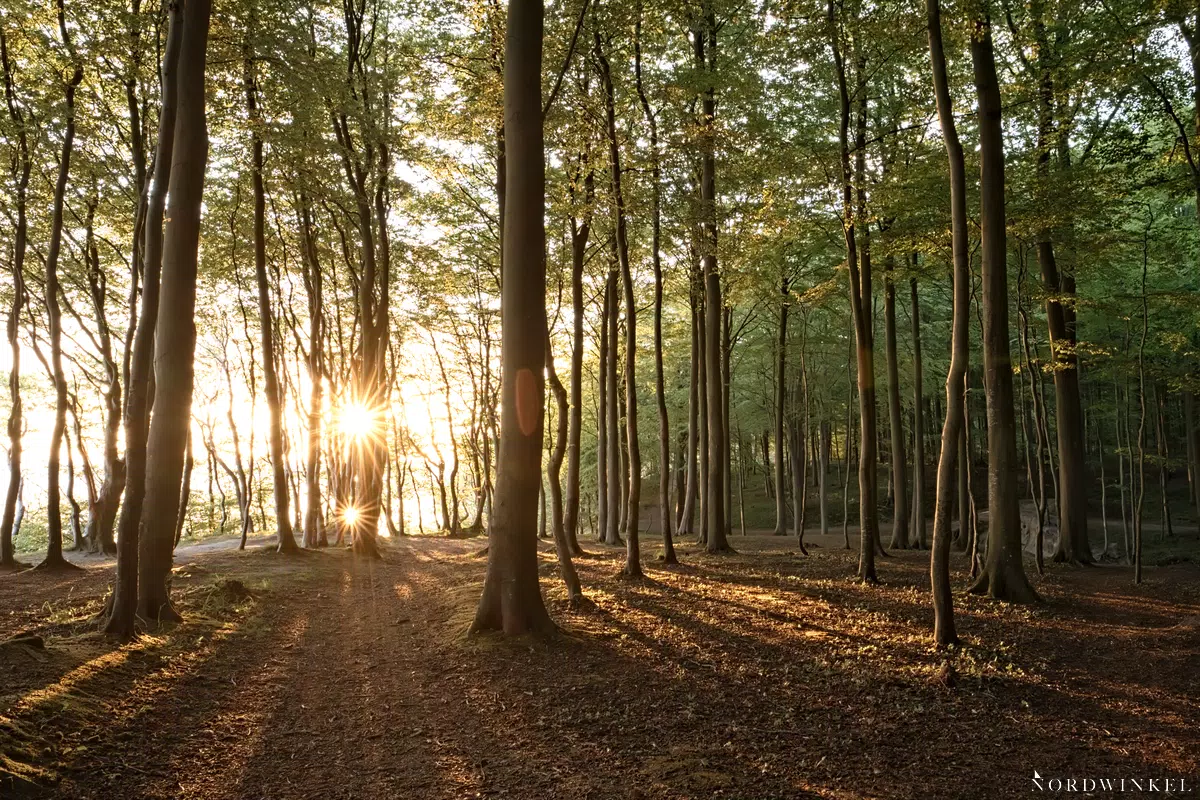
678;299;699;535
0;30;30;569
596;273;609;541
966;10;1038;603
136;0;212;621
884;257;909;549
471;0;555;635
635;8;675;564
909;276;927;548
36;1;85;571
830;0;876;580
604;268;622;546
926;0;964;644
105;0;184;636
696;7;729;554
546;334;583;603
774;275;789;535
300;199;325;547
245;43;298;553
595;25;640;571
565;160;592;555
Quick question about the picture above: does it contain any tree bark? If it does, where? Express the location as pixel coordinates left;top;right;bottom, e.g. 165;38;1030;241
696;7;729;554
884;257;909;549
926;0;964;644
36;0;85;572
966;11;1038;603
137;0;212;622
470;0;555;636
634;7;675;565
830;0;876;580
245;42;298;553
909;276;927;547
105;0;184;636
774;275;790;536
595;24;640;572
0;30;30;569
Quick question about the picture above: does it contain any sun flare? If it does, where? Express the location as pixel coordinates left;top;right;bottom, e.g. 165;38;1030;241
337;401;378;443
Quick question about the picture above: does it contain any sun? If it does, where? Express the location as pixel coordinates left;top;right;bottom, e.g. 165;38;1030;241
341;505;361;527
337;400;378;443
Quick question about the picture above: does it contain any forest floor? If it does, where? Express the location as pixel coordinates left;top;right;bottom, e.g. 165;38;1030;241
1;530;1197;799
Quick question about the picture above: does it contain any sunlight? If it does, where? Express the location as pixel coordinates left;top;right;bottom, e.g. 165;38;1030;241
341;505;361;528
337;401;378;443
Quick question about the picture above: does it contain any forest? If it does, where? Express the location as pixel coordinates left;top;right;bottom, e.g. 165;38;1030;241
0;0;1197;796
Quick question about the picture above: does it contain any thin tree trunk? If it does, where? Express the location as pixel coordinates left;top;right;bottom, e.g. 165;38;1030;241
909;276;927;547
0;30;30;569
885;257;909;548
245;42;297;553
36;0;85;572
926;0;965;643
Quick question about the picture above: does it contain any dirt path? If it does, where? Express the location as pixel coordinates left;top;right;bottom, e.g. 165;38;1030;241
2;536;1198;799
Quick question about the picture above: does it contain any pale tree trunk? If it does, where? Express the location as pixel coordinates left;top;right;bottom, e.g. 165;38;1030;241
137;0;212;621
471;0;555;635
299;199;326;547
604;268;622;546
596;277;609;541
565;157;592;555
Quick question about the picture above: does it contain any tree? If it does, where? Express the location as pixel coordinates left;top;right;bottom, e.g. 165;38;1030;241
137;0;213;622
244;24;299;554
966;8;1038;604
470;0;555;636
925;0;963;646
35;0;85;572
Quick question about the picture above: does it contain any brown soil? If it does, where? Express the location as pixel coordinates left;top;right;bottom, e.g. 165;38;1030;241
1;534;1197;799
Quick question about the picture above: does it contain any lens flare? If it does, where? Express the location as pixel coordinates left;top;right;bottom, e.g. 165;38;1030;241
337;401;377;442
341;506;361;527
